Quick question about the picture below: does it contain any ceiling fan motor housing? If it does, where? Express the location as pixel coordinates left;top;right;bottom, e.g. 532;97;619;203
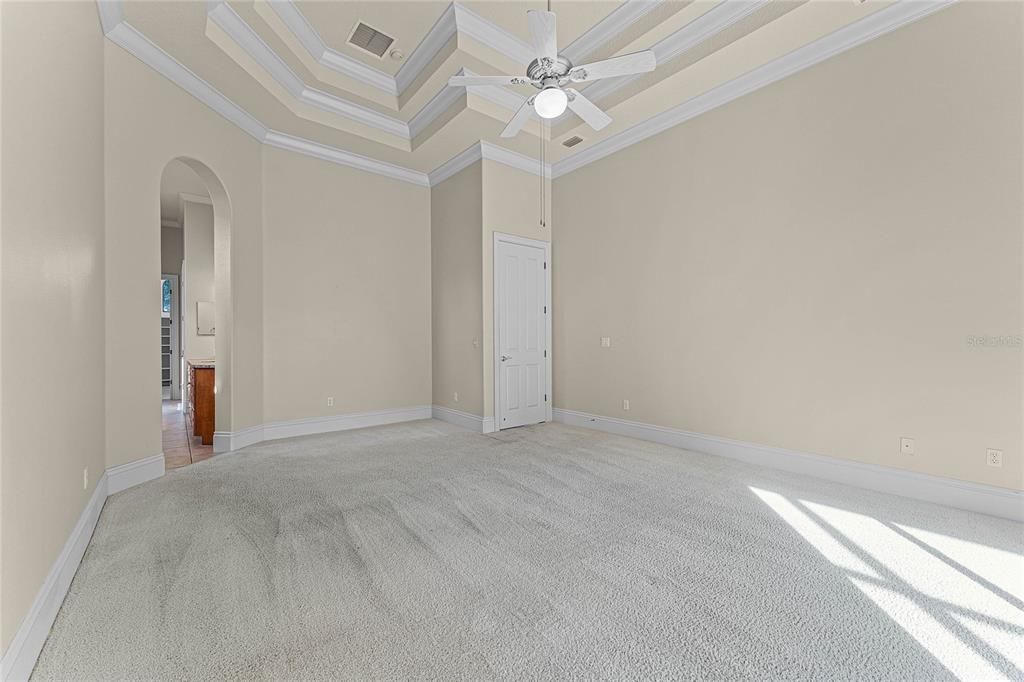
527;55;573;87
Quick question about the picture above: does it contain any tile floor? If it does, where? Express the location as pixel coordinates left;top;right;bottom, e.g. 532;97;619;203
162;399;214;470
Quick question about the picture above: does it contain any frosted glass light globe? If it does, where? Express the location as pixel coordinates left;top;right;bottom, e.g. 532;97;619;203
534;87;568;119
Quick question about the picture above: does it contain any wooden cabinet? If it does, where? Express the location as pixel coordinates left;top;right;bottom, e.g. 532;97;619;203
187;361;215;445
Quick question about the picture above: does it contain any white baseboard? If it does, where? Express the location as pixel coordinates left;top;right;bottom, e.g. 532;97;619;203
106;453;165;495
212;405;434;452
0;474;109;682
432;405;489;432
264;405;432;441
213;424;263;453
553;408;1024;522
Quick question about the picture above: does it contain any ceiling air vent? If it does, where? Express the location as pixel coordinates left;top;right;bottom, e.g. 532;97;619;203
348;22;395;58
562;136;584;148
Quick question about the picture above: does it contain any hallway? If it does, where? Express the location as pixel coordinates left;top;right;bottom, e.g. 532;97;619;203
162;400;214;470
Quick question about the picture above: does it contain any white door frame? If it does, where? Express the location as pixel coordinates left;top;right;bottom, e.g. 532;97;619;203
492;232;552;429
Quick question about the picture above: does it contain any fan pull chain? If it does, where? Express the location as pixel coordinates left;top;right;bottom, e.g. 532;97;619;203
539;120;546;228
541;0;550;228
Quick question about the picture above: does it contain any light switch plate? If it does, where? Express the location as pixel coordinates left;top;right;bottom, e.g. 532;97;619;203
899;437;914;455
987;449;1003;468
601;337;611;348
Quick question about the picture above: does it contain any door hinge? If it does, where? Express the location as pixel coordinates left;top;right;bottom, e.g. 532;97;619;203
544;261;547;269
544;393;548;402
543;305;547;313
543;349;547;358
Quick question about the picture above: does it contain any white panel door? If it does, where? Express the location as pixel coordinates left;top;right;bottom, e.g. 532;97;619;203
495;238;548;429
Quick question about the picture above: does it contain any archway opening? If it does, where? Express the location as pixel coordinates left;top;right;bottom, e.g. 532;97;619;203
158;157;232;469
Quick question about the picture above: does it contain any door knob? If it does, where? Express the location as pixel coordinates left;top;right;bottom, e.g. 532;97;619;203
501;355;511;361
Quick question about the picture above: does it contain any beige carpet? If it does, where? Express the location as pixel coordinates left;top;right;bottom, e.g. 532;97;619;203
33;420;1024;680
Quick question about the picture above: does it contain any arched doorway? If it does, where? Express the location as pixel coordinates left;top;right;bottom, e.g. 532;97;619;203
158;157;233;469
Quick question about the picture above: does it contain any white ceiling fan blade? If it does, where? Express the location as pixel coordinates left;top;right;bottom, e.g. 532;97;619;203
568;50;656;82
566;88;611;131
500;97;535;138
527;10;558;63
449;75;531;87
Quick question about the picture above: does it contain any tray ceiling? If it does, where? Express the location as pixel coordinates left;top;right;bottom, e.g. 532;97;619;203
101;0;954;185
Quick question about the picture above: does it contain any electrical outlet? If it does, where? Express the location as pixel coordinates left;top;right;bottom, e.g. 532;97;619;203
622;399;630;411
899;437;914;455
987;449;1003;468
83;467;89;490
601;337;611;348
454;391;459;402
327;396;334;407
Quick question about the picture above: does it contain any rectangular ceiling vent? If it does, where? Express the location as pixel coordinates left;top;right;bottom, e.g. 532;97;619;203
348;22;395;58
562;136;584;148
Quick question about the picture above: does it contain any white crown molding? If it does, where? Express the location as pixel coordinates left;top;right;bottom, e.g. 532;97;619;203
102;13;432;187
580;0;771;105
562;0;663;65
299;86;409;138
264;0;325;60
264;0;398;95
394;3;458;94
210;1;303;95
554;409;1024;522
96;0;123;34
268;0;658;100
264;131;429;186
428;141;551;187
210;5;533;145
105;20;268;140
481;140;551;179
99;0;952;189
101;9;432;186
209;2;409;140
653;0;767;64
451;3;534;66
264;0;528;99
410;67;534;140
553;0;955;178
428;142;482;186
409;73;465;140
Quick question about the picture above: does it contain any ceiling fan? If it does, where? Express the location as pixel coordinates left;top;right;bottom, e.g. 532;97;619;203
447;10;656;138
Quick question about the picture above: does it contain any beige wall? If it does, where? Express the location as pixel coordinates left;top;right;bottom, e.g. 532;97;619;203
261;145;431;422
104;41;264;460
431;162;483;414
182;201;215;361
481;160;551;419
429;159;551;421
160;226;183;276
552;2;1023;490
0;1;106;653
